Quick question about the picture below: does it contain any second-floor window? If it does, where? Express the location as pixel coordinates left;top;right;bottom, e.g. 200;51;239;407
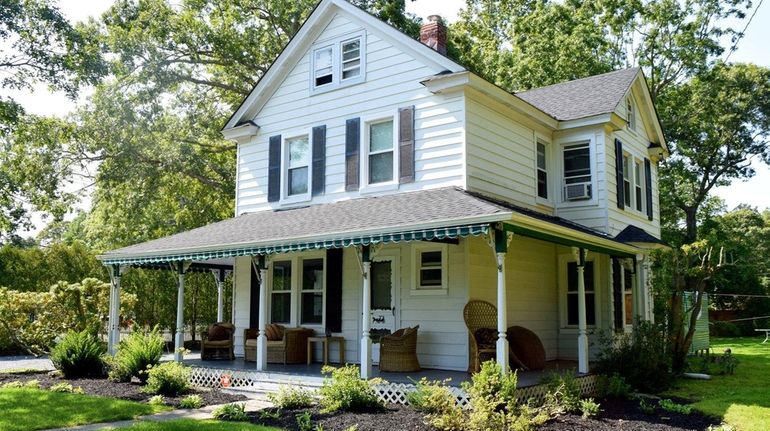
536;141;548;200
286;135;310;197
311;33;365;93
313;47;333;87
366;119;396;185
563;142;592;201
623;154;632;207
627;97;636;131
634;160;644;212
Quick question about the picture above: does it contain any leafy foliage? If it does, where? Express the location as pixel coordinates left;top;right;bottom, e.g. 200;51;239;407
178;394;203;409
108;327;164;383
318;365;383;413
212;403;249;422
49;382;83;394
50;330;105;378
267;385;315;410
658;398;693;414
595;373;632;399
579;398;601;419
142;362;191;396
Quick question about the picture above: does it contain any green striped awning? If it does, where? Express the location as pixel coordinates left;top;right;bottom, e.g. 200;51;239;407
100;223;490;266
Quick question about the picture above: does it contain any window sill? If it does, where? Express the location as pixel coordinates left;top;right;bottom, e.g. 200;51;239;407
310;76;365;96
279;194;312;207
410;288;448;296
359;182;399;195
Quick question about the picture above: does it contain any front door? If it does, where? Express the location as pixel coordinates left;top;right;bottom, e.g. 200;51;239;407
370;255;397;364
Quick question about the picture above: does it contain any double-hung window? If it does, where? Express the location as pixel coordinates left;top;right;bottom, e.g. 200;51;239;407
536;141;548;200
624;267;634;326
566;261;596;326
627;97;636;131
286;135;310;197
412;244;447;294
300;258;324;325
310;33;365;93
271;261;292;324
366;119;396;185
634;160;644;212
563;142;592;201
623;154;632;207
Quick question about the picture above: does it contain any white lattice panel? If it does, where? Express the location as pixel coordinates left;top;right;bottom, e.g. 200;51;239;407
189;367;259;389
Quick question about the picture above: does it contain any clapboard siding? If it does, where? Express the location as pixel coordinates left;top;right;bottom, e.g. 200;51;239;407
236;14;464;215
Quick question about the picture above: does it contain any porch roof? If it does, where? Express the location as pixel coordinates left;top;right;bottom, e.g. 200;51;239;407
98;187;639;266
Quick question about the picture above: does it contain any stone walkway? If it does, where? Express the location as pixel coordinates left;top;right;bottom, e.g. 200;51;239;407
0;355;54;372
44;399;271;430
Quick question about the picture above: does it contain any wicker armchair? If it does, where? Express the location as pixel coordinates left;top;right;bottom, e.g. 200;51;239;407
244;325;315;364
463;300;497;373
201;322;235;360
379;325;420;372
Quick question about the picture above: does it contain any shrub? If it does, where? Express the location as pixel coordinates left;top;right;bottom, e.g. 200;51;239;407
407;378;464;431
142;362;191;396
658;398;692;414
596;373;632;399
639;398;656;415
295;411;313;431
50;330;105;378
179;394;204;409
148;395;166;406
595;320;672;392
212;403;249;421
709;321;740;337
541;371;581;414
1;380;38;389
108;327;164;383
49;382;83;394
318;365;382;413
579;398;601;419
267;385;315;409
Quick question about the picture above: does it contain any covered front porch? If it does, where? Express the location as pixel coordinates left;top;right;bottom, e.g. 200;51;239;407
99;188;647;382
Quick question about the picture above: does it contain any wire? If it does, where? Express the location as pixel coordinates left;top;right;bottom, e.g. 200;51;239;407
709;293;770;299
725;0;765;63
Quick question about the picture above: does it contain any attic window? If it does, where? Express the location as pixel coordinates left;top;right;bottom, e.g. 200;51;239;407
310;32;366;93
626;97;636;131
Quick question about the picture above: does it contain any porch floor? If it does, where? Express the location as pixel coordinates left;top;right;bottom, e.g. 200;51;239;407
167;353;578;388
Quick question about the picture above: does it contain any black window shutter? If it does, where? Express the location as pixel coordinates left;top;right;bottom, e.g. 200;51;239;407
644;158;653;220
614;139;625;210
249;261;260;328
612;258;624;332
325;248;343;333
345;118;360;191
398;106;415;183
267;135;282;202
312;125;326;196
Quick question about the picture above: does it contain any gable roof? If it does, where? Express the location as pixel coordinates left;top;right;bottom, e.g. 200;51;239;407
515;68;641;122
222;0;465;131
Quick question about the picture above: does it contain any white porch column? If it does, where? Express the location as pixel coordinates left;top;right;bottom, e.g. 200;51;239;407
107;264;122;355
493;227;510;374
174;261;189;362
213;269;225;322
256;256;268;371
360;245;372;379
574;248;589;374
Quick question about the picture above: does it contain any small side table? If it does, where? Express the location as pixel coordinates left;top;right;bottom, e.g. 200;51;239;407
307;336;346;365
756;328;770;344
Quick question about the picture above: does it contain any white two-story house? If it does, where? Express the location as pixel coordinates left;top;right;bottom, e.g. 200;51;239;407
99;0;668;378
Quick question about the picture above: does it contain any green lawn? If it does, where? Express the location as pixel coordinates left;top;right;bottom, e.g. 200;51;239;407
0;388;168;431
665;337;770;430
103;419;283;430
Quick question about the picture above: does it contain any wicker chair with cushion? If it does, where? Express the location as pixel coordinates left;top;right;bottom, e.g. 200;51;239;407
201;322;235;360
463;300;498;373
244;324;315;364
379;325;421;372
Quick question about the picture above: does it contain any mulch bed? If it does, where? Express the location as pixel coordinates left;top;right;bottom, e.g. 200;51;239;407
0;371;246;408
252;405;435;431
252;397;721;431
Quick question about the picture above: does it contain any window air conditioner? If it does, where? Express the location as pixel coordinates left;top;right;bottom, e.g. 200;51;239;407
564;182;591;201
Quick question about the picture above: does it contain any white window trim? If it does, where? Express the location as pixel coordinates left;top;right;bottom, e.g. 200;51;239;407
621;148;647;217
410;243;448;296
309;31;366;95
626;96;637;132
622;152;632;208
280;129;313;206
360;110;399;194
266;252;327;330
557;136;597;207
269;259;293;325
558;254;600;331
535;135;553;207
634;159;645;214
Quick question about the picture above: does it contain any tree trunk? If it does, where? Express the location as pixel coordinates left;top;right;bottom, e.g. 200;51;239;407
684;206;698;244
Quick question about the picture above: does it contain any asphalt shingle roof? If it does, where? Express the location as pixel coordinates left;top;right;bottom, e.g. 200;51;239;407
515;68;640;121
101;187;512;259
614;225;665;245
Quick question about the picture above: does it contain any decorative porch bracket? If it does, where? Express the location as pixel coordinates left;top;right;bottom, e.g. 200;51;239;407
107;264;123;355
572;248;589;374
494;226;510;375
360;245;372;379
255;255;268;371
174;261;192;362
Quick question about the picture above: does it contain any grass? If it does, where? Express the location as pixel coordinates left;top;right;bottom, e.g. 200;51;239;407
106;419;283;430
0;388;169;431
665;337;770;430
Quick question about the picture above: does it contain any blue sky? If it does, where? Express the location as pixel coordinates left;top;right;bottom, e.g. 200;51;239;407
9;0;770;235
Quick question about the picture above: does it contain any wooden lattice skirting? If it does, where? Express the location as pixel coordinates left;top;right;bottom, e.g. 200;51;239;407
189;367;599;408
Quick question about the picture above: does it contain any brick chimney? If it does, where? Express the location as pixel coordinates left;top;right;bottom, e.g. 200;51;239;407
420;15;447;55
